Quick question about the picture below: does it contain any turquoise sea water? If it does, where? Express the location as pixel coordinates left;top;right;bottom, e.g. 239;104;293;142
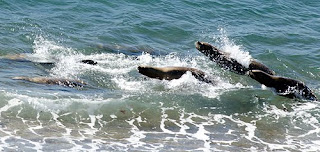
0;0;320;151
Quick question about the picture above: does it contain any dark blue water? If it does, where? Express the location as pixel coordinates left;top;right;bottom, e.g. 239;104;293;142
0;0;320;151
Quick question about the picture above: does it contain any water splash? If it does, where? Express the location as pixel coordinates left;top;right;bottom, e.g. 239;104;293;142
208;28;253;68
30;35;75;63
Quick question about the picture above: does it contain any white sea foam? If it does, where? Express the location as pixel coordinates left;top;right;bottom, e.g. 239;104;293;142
0;98;22;116
27;36;245;100
3;35;319;152
213;28;252;68
30;35;74;63
2;36;248;151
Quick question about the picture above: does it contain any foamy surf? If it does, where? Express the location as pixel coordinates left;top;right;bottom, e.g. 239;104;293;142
28;36;243;97
1;31;319;152
1;0;320;151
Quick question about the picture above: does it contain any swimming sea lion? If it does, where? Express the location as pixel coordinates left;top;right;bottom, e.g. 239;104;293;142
249;70;317;101
35;59;98;66
81;59;98;65
0;54;29;62
12;76;87;88
195;41;247;74
36;59;98;68
1;54;98;66
195;41;275;75
138;66;215;84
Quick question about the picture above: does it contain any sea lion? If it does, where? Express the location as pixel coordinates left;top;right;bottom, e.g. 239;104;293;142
1;54;98;65
36;59;98;68
0;54;29;62
195;41;275;75
249;70;317;101
138;66;215;84
12;76;87;88
35;59;98;67
80;59;98;65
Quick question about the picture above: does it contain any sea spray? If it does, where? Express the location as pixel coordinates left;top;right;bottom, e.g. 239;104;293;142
216;28;252;68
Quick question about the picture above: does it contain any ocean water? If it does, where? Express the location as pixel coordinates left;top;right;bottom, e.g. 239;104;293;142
0;0;320;151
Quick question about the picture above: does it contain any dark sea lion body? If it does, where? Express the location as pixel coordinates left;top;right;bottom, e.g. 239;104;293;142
249;70;317;101
138;66;215;84
13;76;87;88
80;60;98;65
195;41;275;75
195;41;247;74
37;60;98;67
1;54;98;66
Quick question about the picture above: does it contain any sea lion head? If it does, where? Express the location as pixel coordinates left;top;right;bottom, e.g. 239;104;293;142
12;76;29;81
300;86;318;101
195;41;213;52
195;41;223;60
